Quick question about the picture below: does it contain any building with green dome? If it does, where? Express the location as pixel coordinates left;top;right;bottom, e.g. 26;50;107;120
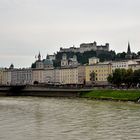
31;53;54;69
43;56;54;69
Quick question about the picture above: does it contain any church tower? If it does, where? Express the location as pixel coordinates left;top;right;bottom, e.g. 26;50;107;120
38;52;41;61
127;42;131;55
61;53;68;67
36;52;44;69
126;42;132;59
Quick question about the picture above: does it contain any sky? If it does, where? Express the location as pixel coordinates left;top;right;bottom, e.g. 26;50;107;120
0;0;140;68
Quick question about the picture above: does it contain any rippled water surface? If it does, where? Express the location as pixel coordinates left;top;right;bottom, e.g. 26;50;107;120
0;97;140;140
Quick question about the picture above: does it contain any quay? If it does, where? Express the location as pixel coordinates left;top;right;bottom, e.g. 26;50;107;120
0;85;92;97
1;85;140;102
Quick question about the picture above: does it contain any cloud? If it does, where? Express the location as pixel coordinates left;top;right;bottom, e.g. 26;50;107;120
0;0;140;67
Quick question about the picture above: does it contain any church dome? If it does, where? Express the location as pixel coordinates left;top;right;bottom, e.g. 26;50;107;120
43;58;53;65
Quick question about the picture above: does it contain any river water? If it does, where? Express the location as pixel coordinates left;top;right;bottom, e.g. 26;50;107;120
0;97;140;140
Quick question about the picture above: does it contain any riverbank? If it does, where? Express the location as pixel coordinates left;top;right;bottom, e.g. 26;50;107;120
0;86;140;102
80;89;140;102
0;86;92;97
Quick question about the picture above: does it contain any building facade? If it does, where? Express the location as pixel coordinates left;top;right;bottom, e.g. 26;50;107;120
61;54;79;67
32;69;44;84
54;69;61;84
0;69;3;85
78;66;86;84
2;69;12;85
60;67;78;84
89;57;100;65
43;69;55;83
11;69;32;85
129;64;140;71
85;63;112;84
111;60;138;71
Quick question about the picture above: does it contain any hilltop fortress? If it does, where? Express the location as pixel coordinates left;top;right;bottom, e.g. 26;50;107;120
60;41;109;53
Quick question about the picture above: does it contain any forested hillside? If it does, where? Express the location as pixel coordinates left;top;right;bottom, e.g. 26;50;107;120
53;50;140;67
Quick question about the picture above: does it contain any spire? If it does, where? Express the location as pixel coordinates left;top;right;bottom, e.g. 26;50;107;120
9;63;14;69
125;42;132;59
127;42;131;54
38;52;41;61
46;54;49;59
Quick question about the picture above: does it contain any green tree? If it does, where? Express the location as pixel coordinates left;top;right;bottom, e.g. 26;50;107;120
133;69;140;86
112;69;122;87
124;69;133;88
90;71;96;84
137;51;140;56
109;69;126;87
107;74;113;83
108;68;140;88
116;52;126;60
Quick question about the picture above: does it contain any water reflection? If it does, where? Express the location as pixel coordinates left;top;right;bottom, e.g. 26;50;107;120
0;97;140;140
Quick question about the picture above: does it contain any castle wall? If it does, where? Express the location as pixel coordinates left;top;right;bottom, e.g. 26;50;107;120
59;42;109;53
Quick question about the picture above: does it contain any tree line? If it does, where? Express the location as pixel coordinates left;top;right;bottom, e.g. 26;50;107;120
107;69;140;88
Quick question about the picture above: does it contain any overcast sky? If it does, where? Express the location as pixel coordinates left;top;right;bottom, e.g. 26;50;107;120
0;0;140;68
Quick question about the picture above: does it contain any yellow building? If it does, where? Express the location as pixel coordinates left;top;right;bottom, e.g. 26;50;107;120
85;63;112;84
78;65;86;84
60;67;78;84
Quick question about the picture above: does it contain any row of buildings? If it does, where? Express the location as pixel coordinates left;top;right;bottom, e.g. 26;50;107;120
0;42;139;86
0;52;140;86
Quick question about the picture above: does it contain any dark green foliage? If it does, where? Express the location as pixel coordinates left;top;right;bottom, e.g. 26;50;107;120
137;51;140;56
54;50;116;67
124;69;133;88
108;69;140;88
97;51;116;62
31;63;36;68
115;52;126;60
90;71;96;84
132;52;137;59
53;50;139;67
112;69;125;87
133;69;140;86
53;60;61;68
107;74;113;83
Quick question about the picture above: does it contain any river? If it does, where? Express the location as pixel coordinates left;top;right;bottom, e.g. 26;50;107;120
0;97;140;140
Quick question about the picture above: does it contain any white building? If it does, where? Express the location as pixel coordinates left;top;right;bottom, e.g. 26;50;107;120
11;69;32;85
2;69;12;85
61;53;69;67
43;69;55;83
61;54;79;67
0;69;4;85
89;57;100;65
32;69;44;84
129;64;140;71
54;69;61;84
111;60;138;70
